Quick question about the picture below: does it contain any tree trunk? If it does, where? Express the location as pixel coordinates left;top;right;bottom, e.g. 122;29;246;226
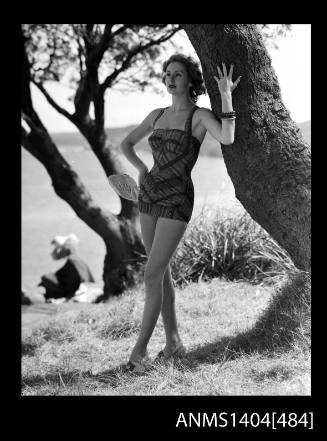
22;125;145;296
21;33;145;297
182;24;311;271
79;124;139;221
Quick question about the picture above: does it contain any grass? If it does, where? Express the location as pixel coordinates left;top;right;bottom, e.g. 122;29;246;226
21;272;310;396
171;207;296;287
115;207;299;298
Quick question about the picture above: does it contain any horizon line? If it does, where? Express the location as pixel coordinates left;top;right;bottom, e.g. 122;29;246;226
49;119;311;135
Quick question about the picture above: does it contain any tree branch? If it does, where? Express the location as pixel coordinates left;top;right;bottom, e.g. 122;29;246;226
100;27;181;93
72;24;86;75
81;24;96;57
22;111;39;133
21;125;29;146
111;24;130;38
85;24;114;68
84;25;132;70
31;80;76;124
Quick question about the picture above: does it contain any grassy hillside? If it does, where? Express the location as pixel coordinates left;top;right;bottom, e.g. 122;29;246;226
21;273;310;396
51;120;311;157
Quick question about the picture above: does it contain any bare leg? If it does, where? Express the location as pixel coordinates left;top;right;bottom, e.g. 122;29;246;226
130;213;157;361
136;213;183;355
129;215;187;363
161;265;183;351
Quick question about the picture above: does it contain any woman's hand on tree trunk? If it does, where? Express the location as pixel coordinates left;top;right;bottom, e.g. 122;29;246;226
214;63;241;95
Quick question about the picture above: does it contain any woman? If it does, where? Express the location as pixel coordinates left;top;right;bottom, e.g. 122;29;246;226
120;53;241;372
38;234;95;301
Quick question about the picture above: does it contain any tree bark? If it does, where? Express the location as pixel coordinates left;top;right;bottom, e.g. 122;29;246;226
182;24;311;271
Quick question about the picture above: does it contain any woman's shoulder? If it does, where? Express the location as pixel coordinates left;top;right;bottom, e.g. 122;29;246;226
151;107;166;116
143;107;164;121
147;107;166;127
195;106;212;115
148;107;164;114
194;106;214;121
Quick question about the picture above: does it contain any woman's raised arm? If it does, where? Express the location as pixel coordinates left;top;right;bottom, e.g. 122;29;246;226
200;63;241;145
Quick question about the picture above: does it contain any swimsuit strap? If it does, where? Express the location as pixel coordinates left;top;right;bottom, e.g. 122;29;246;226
153;106;198;132
183;105;199;134
152;108;166;129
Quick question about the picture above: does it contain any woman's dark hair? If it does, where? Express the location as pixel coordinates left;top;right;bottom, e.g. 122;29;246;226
162;53;206;103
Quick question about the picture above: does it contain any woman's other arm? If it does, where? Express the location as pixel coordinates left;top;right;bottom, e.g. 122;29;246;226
120;109;160;172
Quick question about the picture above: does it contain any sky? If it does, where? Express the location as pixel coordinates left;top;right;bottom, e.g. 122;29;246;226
30;24;311;133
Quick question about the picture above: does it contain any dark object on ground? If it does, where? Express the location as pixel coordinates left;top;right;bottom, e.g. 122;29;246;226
21;291;32;305
38;255;95;301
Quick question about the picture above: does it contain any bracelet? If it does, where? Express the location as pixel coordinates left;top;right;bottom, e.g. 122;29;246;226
220;111;236;118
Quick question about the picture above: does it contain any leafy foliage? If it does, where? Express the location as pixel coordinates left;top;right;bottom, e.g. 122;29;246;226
22;24;182;93
257;24;292;49
22;24;292;97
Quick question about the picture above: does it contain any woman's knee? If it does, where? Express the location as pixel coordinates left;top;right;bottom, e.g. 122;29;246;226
163;266;173;286
144;262;166;285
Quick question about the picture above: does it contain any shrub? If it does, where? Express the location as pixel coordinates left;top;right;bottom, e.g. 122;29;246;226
171;208;296;287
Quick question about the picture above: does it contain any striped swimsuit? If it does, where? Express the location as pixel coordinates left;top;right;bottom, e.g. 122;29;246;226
138;106;201;223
